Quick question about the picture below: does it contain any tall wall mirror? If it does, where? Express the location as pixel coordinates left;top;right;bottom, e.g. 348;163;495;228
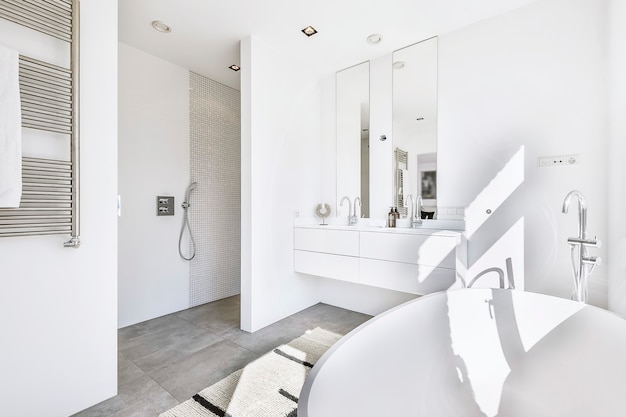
336;61;370;218
393;37;438;218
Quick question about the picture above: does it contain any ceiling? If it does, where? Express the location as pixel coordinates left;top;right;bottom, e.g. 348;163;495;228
118;0;540;91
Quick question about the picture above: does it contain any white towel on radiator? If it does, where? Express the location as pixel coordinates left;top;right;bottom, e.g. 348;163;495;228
0;43;22;208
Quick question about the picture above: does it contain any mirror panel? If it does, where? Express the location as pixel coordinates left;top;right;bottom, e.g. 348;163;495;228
336;61;370;217
393;37;438;218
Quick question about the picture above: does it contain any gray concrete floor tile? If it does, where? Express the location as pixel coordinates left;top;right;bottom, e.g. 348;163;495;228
149;339;259;402
176;294;240;334
285;303;372;335
119;316;209;361
118;314;183;344
118;352;145;387
77;294;372;416
71;374;176;417
133;330;223;374
223;320;305;354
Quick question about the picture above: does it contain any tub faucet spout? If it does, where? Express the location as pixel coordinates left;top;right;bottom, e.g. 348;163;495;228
562;190;587;239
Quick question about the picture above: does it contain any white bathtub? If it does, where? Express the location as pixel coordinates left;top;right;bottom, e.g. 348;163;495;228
299;289;626;417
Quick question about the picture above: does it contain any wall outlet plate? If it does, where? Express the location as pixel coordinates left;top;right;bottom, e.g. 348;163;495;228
537;154;580;168
157;196;175;216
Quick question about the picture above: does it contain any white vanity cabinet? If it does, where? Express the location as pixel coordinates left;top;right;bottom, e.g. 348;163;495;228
294;225;463;295
359;230;458;294
293;227;360;284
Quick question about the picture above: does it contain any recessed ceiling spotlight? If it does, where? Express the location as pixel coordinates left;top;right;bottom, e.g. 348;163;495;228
301;25;318;37
151;20;171;33
229;64;241;71
366;34;383;45
393;61;405;69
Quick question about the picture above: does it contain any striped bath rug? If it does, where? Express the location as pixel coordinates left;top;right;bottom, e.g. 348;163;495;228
159;327;342;417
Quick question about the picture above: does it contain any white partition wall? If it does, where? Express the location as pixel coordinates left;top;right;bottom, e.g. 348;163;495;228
118;43;190;328
240;36;322;332
0;0;119;415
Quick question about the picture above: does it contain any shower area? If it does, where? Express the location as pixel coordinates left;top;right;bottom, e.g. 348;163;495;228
118;43;240;327
188;72;241;308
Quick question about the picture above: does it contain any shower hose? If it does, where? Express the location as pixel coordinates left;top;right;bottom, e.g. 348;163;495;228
179;183;197;261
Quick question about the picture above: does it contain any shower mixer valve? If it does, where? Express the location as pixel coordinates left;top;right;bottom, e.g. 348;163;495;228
157;196;175;216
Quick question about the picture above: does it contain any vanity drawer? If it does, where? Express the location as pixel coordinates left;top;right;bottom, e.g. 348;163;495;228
359;231;456;269
294;227;359;256
294;250;359;283
359;258;456;295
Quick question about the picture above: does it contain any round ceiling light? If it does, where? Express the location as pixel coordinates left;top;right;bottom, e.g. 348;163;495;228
366;34;383;45
151;20;172;33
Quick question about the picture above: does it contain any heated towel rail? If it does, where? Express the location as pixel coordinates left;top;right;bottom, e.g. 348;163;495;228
395;147;408;217
0;0;80;247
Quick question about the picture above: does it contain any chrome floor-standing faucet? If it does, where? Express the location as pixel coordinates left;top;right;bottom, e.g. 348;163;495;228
562;190;601;303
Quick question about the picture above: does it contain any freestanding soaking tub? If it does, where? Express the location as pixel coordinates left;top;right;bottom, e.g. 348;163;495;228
298;289;626;417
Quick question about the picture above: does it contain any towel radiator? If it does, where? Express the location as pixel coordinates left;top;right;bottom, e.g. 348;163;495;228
394;147;408;217
0;0;80;247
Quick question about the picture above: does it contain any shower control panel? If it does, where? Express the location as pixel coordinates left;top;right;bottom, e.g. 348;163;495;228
157;196;175;216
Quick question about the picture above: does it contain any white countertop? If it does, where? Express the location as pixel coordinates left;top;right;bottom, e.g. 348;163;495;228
295;219;464;237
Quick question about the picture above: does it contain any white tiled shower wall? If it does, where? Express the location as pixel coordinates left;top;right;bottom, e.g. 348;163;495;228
189;72;241;307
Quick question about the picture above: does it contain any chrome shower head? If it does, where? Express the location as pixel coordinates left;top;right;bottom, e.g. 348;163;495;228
184;182;198;205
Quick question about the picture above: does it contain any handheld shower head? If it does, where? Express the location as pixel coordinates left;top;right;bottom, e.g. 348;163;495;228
184;182;198;203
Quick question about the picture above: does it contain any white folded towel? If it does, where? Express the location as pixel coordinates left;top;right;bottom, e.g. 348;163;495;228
0;43;22;208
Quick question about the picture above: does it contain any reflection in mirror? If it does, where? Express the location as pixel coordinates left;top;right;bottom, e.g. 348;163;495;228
393;37;438;219
336;61;370;218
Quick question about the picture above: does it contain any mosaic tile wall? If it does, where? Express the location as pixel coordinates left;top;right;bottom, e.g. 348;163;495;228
189;72;241;307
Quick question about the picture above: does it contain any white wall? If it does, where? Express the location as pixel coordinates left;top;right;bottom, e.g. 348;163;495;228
0;0;119;415
438;0;607;303
369;54;394;220
608;0;626;317
118;43;190;328
316;0;611;314
240;36;322;332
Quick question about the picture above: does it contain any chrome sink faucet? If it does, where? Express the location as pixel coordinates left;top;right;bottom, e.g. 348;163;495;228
340;196;360;226
352;197;361;226
406;195;422;228
562;190;601;303
340;196;352;225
